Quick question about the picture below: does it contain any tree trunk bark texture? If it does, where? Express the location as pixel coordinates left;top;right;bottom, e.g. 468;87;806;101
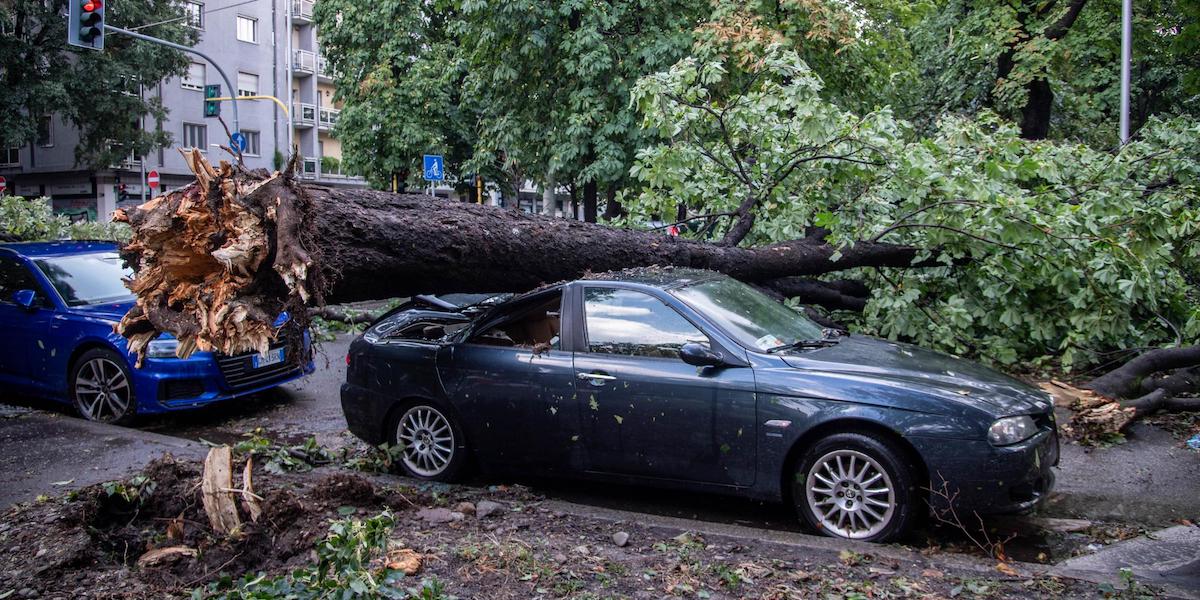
114;153;923;361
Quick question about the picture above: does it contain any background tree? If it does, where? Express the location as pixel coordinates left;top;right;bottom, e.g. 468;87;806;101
626;46;1199;370
314;0;476;190
0;0;196;167
909;0;1200;142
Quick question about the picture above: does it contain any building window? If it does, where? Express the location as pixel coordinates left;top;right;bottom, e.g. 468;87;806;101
236;16;257;43
183;1;203;28
36;116;53;147
237;72;258;97
2;147;18;166
182;62;205;90
183;123;207;151
241;130;260;156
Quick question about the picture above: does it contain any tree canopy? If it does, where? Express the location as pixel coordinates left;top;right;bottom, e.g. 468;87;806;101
0;0;196;168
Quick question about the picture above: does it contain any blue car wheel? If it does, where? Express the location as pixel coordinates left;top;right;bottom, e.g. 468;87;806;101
70;348;137;425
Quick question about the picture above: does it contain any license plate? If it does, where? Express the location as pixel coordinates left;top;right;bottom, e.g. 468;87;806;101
251;347;285;368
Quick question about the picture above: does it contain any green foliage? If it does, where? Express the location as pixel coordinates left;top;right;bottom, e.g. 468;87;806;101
1098;567;1156;599
628;47;1200;368
0;0;197;167
196;511;455;599
0;196;130;242
907;0;1200;143
227;430;334;475
102;474;156;505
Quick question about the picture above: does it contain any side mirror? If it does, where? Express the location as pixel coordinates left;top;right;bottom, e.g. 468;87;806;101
680;342;725;367
12;289;38;311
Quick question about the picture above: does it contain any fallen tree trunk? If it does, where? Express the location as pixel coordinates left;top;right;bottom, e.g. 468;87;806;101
114;153;933;361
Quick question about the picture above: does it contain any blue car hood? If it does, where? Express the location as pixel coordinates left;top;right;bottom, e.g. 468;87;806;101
69;300;136;322
780;335;1051;415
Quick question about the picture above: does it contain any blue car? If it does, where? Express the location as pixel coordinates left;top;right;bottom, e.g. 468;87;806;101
0;241;312;424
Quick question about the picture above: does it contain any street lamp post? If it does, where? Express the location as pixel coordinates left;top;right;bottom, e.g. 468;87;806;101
1119;0;1132;145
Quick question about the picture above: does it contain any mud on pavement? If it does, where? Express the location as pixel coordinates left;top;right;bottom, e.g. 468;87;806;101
0;452;1142;600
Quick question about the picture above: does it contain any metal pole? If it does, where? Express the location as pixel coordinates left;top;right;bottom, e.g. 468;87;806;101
285;0;294;153
1119;0;1132;144
104;25;239;135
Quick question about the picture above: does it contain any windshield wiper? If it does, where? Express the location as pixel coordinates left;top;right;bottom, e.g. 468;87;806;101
766;338;840;353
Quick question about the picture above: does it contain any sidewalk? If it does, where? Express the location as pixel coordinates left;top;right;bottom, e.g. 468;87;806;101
0;405;205;507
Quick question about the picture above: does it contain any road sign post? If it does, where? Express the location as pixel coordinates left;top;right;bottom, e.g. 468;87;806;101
147;170;159;195
423;155;445;196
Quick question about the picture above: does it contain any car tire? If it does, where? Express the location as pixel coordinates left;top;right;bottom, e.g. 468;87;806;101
792;432;919;543
69;348;138;426
389;401;468;482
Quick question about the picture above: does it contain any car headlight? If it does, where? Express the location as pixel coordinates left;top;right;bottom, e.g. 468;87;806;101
988;415;1038;446
146;338;179;359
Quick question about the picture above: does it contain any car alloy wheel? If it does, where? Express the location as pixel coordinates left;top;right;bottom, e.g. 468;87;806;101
805;449;896;539
74;356;132;423
396;405;456;477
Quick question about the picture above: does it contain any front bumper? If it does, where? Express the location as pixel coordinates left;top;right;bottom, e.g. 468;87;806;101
132;342;315;414
913;425;1059;515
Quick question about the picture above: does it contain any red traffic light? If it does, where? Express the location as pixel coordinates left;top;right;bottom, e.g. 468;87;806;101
82;0;101;11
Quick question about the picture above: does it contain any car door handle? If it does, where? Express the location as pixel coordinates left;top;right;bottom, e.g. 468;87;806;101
577;372;616;382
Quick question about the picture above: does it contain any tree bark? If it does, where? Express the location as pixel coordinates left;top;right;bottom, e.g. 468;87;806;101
602;186;625;221
1086;346;1200;400
541;170;556;216
582;181;598;223
114;154;930;360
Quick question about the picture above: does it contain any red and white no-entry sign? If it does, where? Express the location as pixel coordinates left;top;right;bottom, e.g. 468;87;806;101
0;176;7;194
147;170;159;190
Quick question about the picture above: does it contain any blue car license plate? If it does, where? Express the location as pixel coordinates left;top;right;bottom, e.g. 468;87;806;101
252;347;285;369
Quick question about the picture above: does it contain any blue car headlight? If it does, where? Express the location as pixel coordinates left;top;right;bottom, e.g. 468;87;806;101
988;415;1037;446
146;338;179;359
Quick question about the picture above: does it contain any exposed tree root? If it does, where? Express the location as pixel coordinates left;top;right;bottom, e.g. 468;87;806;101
114;150;320;363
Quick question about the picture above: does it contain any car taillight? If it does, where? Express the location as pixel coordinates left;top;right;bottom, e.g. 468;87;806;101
345;353;351;365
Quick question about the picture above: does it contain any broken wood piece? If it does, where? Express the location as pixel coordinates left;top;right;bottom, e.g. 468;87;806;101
201;446;242;535
242;458;262;523
136;545;198;568
384;548;422;575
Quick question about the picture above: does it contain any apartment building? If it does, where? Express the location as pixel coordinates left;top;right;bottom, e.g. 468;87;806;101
0;0;364;222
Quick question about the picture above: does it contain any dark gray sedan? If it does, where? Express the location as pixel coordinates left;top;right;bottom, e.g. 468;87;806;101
341;268;1058;542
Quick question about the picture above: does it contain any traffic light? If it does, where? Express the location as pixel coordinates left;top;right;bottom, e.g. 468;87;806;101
204;84;221;117
68;0;105;50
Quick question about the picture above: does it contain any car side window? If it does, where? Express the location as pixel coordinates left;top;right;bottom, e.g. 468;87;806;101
471;293;562;351
0;258;44;305
583;287;707;359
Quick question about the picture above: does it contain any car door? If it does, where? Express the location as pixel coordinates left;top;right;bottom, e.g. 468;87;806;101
573;286;757;486
439;289;582;473
0;257;56;387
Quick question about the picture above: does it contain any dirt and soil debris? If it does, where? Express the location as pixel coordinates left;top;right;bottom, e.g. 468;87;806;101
0;452;1152;599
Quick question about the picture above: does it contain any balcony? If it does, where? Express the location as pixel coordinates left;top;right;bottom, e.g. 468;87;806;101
293;102;316;128
317;54;335;81
292;49;315;76
317;107;340;131
299;158;318;180
291;0;314;23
